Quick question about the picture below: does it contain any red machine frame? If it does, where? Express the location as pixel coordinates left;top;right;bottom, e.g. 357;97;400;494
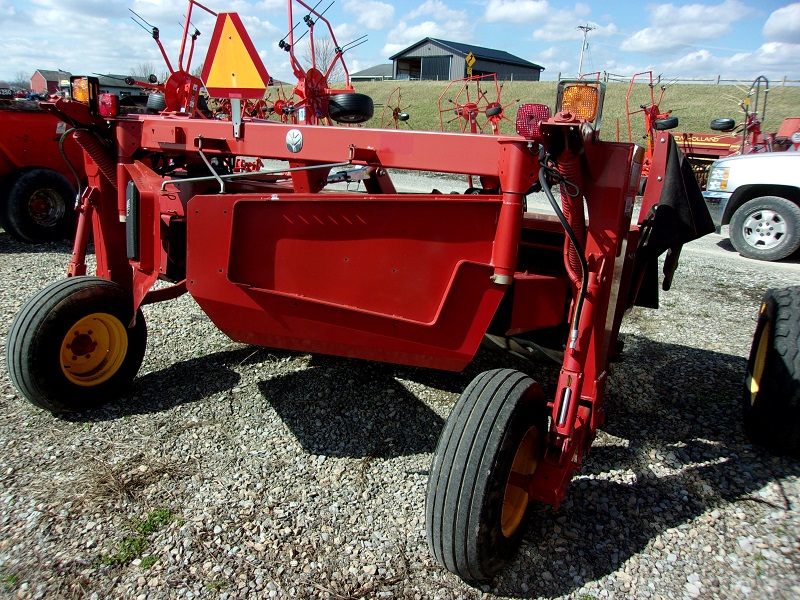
7;0;713;585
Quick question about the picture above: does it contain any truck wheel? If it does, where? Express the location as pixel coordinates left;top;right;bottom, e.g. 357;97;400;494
328;93;374;123
426;368;548;581
6;277;147;414
729;196;800;261
4;168;77;243
742;287;800;458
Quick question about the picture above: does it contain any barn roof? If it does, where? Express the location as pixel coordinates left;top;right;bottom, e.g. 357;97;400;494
35;69;71;82
389;38;543;70
351;64;393;78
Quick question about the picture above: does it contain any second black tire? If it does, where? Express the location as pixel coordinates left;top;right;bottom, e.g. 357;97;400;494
426;368;548;581
3;169;77;243
742;286;800;458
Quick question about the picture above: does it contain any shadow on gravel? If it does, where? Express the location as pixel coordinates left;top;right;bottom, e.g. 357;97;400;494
492;334;800;598
258;355;446;458
44;328;799;597
60;347;268;422
256;345;562;459
0;230;76;255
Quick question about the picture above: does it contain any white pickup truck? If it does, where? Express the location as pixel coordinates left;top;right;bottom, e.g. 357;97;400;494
703;150;800;261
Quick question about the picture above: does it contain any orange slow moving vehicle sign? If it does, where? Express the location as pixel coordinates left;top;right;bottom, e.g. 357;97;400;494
201;13;271;99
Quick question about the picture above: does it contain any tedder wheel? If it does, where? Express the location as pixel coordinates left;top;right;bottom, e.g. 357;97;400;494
742;286;800;458
146;91;167;112
4;169;77;243
6;277;147;414
485;104;503;117
729;196;800;261
328;93;374;124
426;368;548;581
654;115;679;130
710;118;736;132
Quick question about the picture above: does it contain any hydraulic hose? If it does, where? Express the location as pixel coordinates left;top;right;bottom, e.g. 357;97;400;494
58;128;88;203
539;154;588;350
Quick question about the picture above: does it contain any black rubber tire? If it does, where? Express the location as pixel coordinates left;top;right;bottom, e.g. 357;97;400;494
426;368;547;581
729;196;800;261
328;93;374;124
742;287;800;457
654;115;678;130
486;105;503;117
7;277;147;414
147;92;167;112
0;174;15;233
710;118;736;131
4;169;77;243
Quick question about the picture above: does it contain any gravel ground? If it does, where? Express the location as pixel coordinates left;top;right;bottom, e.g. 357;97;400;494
1;221;799;600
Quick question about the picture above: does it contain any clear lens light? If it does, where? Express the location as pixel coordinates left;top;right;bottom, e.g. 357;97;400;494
706;166;729;191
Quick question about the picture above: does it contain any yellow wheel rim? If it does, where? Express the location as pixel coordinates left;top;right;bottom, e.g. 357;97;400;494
748;318;770;406
60;313;128;386
501;426;541;538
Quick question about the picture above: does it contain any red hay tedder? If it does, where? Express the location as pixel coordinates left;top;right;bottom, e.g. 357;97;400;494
675;76;800;187
7;0;717;583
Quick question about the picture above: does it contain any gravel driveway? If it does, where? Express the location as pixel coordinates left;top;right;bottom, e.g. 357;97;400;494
1;219;799;599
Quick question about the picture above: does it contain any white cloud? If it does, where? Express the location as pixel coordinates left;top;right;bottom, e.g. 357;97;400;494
621;0;754;53
408;0;466;22
763;3;800;44
484;0;549;23
381;20;450;56
380;0;474;57
343;0;395;29
728;41;800;70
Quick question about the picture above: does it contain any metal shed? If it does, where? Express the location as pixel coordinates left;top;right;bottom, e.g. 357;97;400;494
389;38;543;81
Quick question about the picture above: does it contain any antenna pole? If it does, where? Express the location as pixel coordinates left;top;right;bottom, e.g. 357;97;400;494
577;23;595;77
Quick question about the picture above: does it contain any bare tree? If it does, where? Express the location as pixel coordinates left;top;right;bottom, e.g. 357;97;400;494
12;71;30;89
300;37;345;83
130;62;168;83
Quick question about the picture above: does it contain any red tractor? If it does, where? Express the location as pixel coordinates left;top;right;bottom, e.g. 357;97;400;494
0;100;86;243
7;1;722;583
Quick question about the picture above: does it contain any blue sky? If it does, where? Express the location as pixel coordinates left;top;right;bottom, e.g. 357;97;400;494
0;0;798;85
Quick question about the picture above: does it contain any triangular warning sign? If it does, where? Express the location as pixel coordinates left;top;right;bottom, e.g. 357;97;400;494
201;13;271;99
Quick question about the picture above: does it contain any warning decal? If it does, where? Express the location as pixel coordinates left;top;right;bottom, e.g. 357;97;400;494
201;12;271;99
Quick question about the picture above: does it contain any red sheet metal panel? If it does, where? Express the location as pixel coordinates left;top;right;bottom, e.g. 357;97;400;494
186;193;508;371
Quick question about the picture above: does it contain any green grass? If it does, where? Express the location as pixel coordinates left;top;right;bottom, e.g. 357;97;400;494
101;508;173;567
348;79;800;140
1;573;19;591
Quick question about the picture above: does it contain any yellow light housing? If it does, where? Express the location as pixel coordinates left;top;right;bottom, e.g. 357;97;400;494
71;77;89;103
555;79;606;132
69;76;99;115
560;84;599;121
